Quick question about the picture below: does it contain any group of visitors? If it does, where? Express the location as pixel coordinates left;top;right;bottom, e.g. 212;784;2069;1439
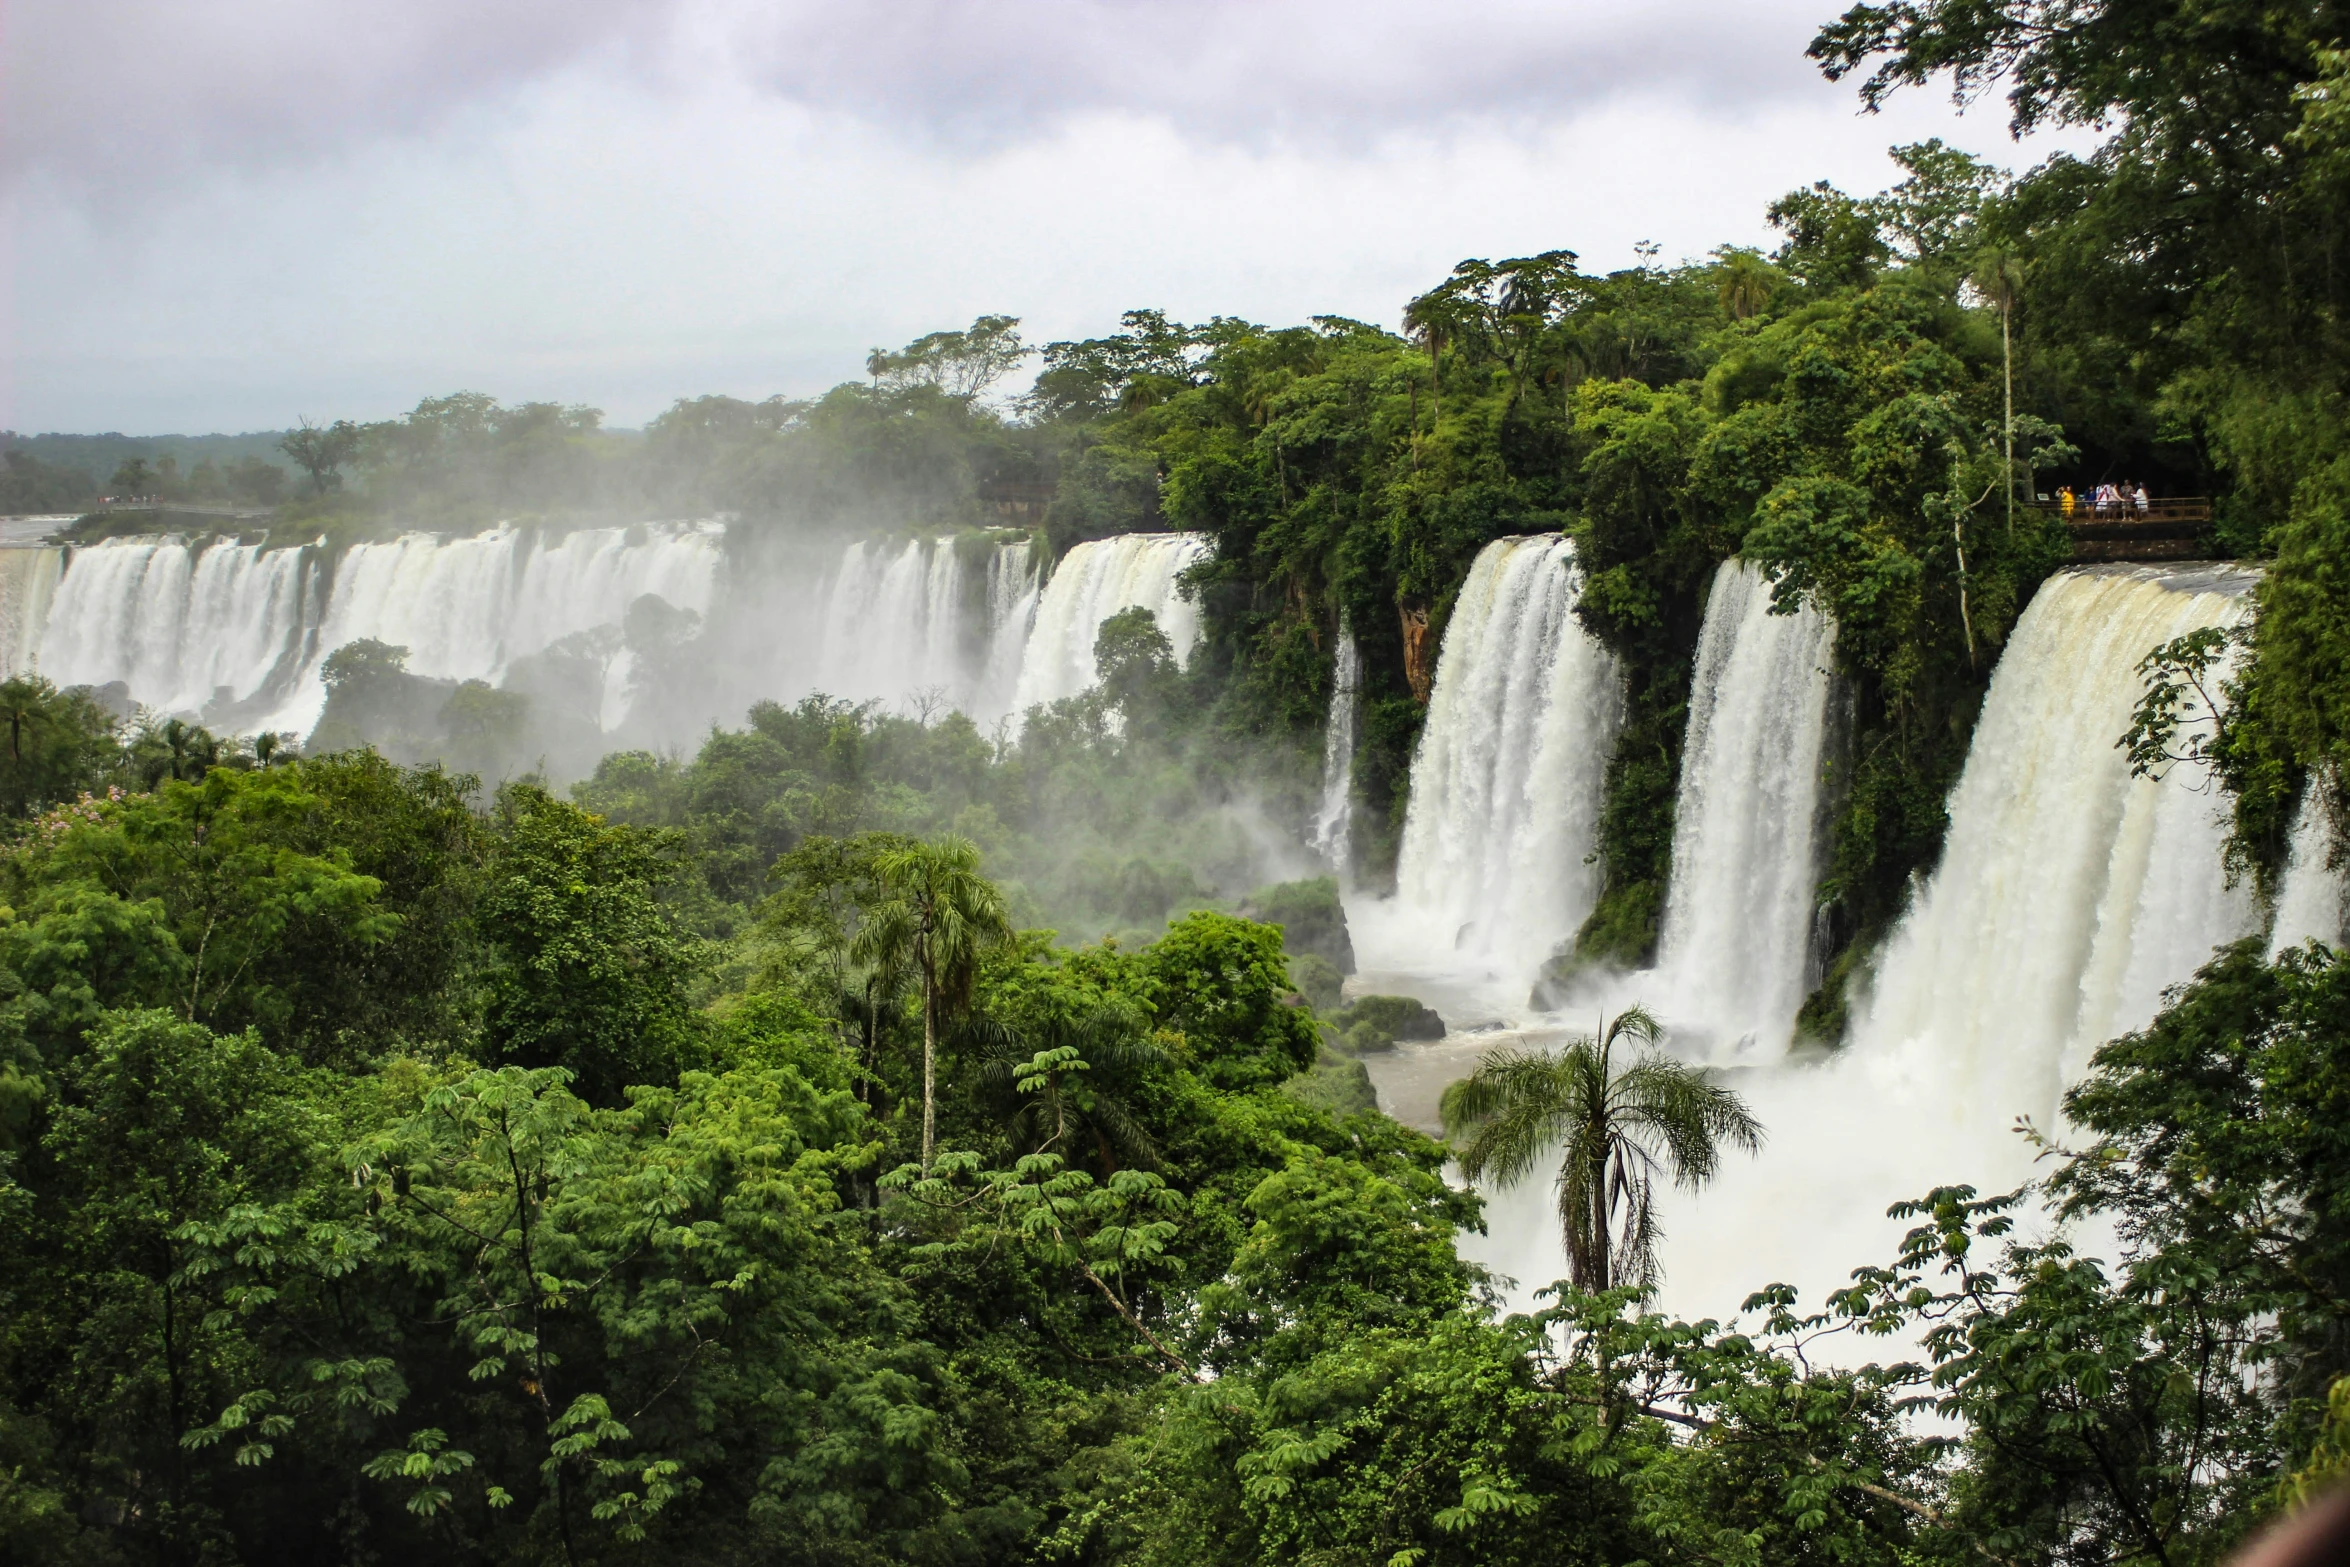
2055;481;2154;518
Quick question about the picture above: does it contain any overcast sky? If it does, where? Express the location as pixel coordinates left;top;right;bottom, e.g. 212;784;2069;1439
2;0;2093;435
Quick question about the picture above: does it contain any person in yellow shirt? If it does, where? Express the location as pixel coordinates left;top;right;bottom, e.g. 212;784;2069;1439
2059;485;2077;519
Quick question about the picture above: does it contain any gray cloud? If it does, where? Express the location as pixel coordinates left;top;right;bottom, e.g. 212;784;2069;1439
701;0;1841;142
3;0;651;188
9;0;1867;194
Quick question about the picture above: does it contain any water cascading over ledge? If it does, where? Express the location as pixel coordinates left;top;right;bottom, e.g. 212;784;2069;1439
1852;562;2262;1116
2269;777;2346;955
1648;557;1837;1059
1375;535;1622;989
1009;532;1209;713
1312;624;1361;878
1472;562;2270;1322
23;523;726;738
37;536;325;724
0;548;64;678
812;533;1038;723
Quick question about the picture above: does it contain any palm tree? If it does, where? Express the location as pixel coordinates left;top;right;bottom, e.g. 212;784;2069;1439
1971;248;2028;532
852;835;1014;1173
0;683;47;765
972;995;1165;1172
1713;247;1779;322
1441;1005;1761;1293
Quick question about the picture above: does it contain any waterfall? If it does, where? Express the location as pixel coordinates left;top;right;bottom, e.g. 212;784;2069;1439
1009;532;1209;713
0;549;62;677
39;536;322;721
1312;625;1361;875
1649;559;1837;1058
1433;562;2270;1325
810;531;1039;723
1855;564;2261;1116
22;523;722;738
978;535;1042;722
2271;778;2345;954
264;522;724;735
815;538;974;713
1376;536;1622;986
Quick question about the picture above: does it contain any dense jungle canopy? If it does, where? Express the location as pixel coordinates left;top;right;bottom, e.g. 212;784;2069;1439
10;0;2350;1562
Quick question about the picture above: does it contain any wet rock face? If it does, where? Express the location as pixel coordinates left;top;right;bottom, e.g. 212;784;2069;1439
1398;599;1435;704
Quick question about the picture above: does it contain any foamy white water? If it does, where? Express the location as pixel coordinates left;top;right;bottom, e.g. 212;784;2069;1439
2271;777;2345;955
261;522;724;734
39;537;322;718
0;548;63;677
1010;532;1209;713
1360;535;1622;993
1648;559;1837;1059
811;532;1039;723
1381;563;2267;1327
1312;625;1361;876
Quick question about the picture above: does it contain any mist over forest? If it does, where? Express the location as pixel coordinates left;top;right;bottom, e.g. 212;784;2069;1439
8;3;2350;1566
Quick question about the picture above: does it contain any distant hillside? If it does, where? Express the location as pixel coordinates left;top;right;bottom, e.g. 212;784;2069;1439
0;430;294;515
1;429;293;485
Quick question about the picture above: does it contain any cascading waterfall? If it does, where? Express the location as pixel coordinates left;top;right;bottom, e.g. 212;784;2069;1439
2271;778;2345;954
1648;558;1837;1059
816;537;978;712
979;536;1042;721
0;548;63;677
1858;564;2260;1114
269;522;723;734
1372;536;1622;987
38;536;323;720
1312;625;1361;875
810;532;1039;723
11;521;1065;749
20;523;722;738
1010;532;1209;713
1577;562;2266;1326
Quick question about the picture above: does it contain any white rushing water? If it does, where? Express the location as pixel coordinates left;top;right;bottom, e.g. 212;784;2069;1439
39;537;323;718
25;524;723;737
0;549;62;677
2271;777;2346;955
1365;562;2268;1325
1360;535;1622;995
1857;564;2260;1117
265;522;724;733
811;532;1038;722
1010;532;1209;713
1312;625;1361;876
1630;563;2263;1322
1647;558;1837;1060
3;521;1156;752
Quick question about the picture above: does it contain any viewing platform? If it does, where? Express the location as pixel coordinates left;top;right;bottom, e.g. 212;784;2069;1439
2031;496;2214;562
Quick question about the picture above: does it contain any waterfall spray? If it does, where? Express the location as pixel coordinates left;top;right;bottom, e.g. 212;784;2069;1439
2271;777;2345;955
1375;536;1622;989
1650;558;1836;1058
1312;625;1361;877
1009;533;1209;713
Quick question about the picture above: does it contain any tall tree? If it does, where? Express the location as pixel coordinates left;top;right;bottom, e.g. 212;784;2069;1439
853;835;1012;1173
1441;1005;1761;1291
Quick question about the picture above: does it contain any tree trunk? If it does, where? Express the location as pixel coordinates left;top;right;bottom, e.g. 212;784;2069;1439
2002;301;2016;532
920;946;938;1175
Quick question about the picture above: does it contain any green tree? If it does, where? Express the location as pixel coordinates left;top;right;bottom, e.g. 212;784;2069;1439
0;676;120;818
1442;1006;1760;1291
480;786;705;1103
853;835;1012;1172
278;418;361;495
1;767;395;1056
